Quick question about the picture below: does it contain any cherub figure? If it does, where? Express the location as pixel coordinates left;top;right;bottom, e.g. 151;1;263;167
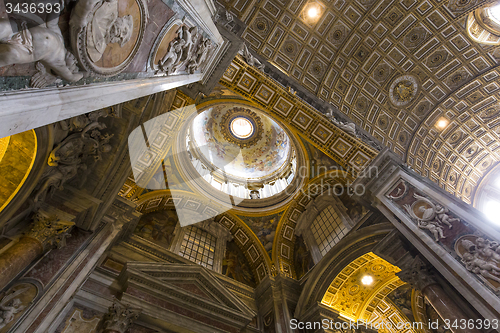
404;194;459;241
0;18;83;85
476;238;500;263
187;37;212;74
435;204;458;229
158;38;186;74
0;286;29;329
174;25;199;71
418;220;445;242
463;252;500;284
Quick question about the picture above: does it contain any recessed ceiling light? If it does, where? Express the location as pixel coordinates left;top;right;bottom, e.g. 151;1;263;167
307;6;319;19
361;275;374;286
435;117;449;130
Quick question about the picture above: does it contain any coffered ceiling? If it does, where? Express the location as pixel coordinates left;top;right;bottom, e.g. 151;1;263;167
219;0;500;204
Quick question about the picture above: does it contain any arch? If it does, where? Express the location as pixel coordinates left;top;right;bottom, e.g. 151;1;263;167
0;125;53;226
294;223;395;319
135;189;272;283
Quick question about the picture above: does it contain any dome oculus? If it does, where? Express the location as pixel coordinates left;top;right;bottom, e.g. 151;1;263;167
230;117;254;139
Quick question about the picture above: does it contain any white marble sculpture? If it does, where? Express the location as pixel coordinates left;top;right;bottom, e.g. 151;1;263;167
239;43;264;71
476;238;500;263
158;39;185;74
326;108;357;136
158;24;201;75
404;194;458;242
463;251;500;284
187;37;212;74
0;18;83;85
86;0;133;62
0;287;29;329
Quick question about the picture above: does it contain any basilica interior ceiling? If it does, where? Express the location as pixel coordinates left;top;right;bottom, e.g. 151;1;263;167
218;0;500;205
119;87;377;282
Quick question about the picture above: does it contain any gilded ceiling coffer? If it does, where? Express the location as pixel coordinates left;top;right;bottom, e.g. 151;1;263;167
396;255;481;333
0;212;74;291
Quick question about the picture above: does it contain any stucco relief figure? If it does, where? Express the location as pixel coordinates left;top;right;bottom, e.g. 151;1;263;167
158;39;185;74
0;18;83;86
463;252;500;284
187;37;212;74
456;236;500;290
239;43;264;71
33;123;113;205
403;194;458;242
157;24;200;75
86;0;133;62
0;286;29;329
476;238;500;262
325;108;357;137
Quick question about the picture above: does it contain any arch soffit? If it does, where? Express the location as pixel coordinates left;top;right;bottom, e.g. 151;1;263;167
294;223;395;320
0;125;53;226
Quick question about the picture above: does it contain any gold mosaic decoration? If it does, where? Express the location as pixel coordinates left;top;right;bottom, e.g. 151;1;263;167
321;252;405;321
394;81;414;102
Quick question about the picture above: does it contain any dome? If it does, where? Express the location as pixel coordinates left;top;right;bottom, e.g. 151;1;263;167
190;103;291;180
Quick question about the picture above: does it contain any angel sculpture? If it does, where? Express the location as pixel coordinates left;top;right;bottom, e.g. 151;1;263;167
175;25;199;71
474;238;500;263
462;252;500;284
158;39;186;75
404;194;458;242
187;37;212;74
239;43;264;71
325;108;357;136
0;286;29;329
418;220;445;242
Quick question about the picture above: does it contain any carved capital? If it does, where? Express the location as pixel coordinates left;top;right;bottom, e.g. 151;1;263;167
100;300;141;333
396;255;438;291
24;213;75;252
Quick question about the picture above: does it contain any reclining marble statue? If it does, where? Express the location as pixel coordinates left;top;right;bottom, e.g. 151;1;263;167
0;9;83;84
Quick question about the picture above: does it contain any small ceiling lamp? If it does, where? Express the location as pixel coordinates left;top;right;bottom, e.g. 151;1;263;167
307;6;319;19
361;275;374;286
435;117;449;130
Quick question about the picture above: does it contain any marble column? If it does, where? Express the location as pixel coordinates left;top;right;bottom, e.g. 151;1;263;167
0;213;74;291
397;255;481;333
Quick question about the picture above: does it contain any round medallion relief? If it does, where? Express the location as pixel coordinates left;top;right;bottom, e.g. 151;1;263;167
389;75;420;107
70;0;148;76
